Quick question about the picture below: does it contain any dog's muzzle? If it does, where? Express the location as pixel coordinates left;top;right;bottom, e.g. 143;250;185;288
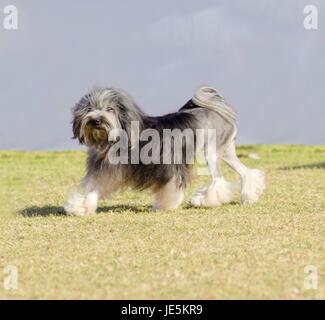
87;118;102;127
83;117;110;147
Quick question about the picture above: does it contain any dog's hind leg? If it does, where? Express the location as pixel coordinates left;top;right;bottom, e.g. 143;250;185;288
152;176;184;211
223;140;265;204
190;143;235;207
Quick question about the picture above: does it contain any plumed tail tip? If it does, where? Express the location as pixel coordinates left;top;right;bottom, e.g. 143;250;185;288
192;86;236;123
193;86;224;103
192;85;226;108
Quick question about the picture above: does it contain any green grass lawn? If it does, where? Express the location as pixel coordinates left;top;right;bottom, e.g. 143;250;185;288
1;145;325;299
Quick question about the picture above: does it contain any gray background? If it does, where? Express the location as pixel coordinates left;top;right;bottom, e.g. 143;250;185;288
0;0;324;150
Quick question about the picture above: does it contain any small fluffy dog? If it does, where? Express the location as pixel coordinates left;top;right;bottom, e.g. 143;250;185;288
65;86;265;216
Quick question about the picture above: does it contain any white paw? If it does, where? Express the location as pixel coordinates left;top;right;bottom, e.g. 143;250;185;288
190;188;207;206
241;169;265;204
64;205;88;217
190;178;236;207
190;186;221;207
215;178;236;204
64;191;98;216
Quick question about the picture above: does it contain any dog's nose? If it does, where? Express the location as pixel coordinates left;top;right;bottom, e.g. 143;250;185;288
89;118;101;126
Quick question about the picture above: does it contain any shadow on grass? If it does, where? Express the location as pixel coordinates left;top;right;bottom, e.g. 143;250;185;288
182;201;239;210
19;204;151;217
97;205;151;214
19;206;65;217
279;162;325;170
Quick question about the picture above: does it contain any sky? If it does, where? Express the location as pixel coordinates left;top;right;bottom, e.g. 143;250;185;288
0;0;324;150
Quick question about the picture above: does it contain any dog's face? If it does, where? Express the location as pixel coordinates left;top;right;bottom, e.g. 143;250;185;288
72;89;125;149
72;87;145;151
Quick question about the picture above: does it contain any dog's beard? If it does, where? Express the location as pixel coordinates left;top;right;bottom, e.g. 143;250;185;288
82;124;109;149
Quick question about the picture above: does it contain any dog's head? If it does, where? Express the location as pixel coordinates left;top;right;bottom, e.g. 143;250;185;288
72;88;143;150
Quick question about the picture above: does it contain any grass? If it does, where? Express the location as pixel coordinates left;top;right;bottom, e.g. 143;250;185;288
1;145;325;299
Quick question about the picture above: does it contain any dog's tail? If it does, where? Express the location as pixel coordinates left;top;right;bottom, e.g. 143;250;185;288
192;86;236;124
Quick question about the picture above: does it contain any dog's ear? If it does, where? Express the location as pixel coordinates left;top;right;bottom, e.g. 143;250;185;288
116;99;141;149
71;97;88;143
72;114;83;143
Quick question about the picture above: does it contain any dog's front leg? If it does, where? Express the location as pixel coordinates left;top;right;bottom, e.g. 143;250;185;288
64;176;99;217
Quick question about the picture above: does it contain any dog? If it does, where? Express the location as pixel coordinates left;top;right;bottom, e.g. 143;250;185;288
65;86;265;216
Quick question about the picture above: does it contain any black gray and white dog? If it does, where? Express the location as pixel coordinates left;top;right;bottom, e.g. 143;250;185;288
65;86;265;216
